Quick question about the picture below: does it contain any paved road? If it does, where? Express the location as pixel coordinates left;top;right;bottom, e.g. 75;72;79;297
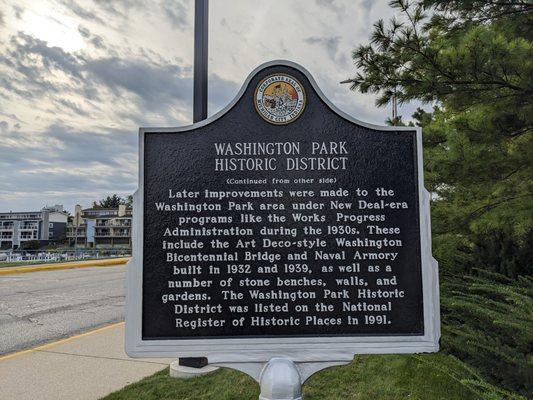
0;265;125;355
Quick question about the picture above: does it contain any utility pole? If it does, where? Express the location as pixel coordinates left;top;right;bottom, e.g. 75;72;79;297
193;0;209;123
176;0;210;371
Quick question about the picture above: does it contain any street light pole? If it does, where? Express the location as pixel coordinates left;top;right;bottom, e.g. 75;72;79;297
193;0;208;123
174;0;212;373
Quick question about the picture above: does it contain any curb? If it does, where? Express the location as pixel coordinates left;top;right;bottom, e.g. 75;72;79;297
0;257;130;276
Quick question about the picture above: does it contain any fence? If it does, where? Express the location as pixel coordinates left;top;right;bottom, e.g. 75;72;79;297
0;249;131;263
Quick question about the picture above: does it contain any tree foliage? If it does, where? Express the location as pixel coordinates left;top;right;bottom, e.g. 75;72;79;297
441;270;533;397
348;0;532;277
348;1;533;396
95;194;129;208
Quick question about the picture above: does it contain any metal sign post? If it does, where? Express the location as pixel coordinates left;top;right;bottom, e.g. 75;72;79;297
193;0;208;123
176;0;211;372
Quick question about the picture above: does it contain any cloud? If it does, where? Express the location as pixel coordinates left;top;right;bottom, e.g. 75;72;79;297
0;10;4;26
53;98;90;117
304;36;342;60
12;5;23;19
92;0;144;20
78;25;106;49
90;36;106;49
0;24;241;209
78;25;91;38
1;122;135;166
0;122;137;210
0;0;399;211
84;57;191;108
208;73;241;114
84;57;238;116
60;0;105;25
0;111;21;122
3;33;83;82
360;0;374;11
315;0;346;15
162;0;189;29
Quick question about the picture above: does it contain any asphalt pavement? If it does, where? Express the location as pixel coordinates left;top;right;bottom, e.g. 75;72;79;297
0;265;125;355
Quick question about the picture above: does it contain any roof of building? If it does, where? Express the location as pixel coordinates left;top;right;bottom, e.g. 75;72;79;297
0;205;67;216
0;211;42;215
82;207;132;212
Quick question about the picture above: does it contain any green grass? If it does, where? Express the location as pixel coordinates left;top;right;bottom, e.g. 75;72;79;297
102;353;484;400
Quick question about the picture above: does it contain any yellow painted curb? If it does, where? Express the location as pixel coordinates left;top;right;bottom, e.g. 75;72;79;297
0;257;130;276
0;321;125;362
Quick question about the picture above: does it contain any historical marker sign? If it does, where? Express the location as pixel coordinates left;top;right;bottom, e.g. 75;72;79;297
126;61;440;363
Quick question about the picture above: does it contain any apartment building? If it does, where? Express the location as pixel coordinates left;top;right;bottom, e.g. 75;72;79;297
0;205;68;249
67;204;132;248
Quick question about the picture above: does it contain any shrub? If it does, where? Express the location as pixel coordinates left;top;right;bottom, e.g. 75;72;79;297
440;270;533;397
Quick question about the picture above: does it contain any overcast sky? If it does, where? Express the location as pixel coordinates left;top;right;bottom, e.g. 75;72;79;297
0;0;416;213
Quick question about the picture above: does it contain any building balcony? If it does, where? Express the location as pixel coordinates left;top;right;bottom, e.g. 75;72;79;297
83;212;118;218
67;233;87;238
94;231;131;237
67;228;86;237
20;223;39;229
95;232;111;237
112;232;131;237
95;222;131;227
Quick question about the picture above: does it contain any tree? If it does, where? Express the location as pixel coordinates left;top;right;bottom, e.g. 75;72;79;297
347;0;532;278
125;194;133;207
347;2;533;396
96;194;127;208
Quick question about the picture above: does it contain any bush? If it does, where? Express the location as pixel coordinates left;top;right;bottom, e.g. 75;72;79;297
440;270;533;397
20;240;41;250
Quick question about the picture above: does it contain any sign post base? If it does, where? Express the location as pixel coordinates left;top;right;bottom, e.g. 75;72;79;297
169;361;218;379
212;358;351;399
259;358;302;400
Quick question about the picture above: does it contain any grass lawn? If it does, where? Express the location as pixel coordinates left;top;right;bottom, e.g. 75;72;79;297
102;353;482;400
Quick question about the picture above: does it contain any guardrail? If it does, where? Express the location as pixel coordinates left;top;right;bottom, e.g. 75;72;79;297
0;249;131;263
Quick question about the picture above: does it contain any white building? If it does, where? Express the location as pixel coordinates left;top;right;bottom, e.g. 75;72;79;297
0;205;68;249
67;204;132;248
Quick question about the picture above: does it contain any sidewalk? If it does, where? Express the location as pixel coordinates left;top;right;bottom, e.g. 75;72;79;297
0;323;169;400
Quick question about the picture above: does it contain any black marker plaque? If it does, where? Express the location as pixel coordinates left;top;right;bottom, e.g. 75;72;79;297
141;65;424;340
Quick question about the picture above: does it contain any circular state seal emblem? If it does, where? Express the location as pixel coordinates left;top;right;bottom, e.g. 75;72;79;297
254;74;306;125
